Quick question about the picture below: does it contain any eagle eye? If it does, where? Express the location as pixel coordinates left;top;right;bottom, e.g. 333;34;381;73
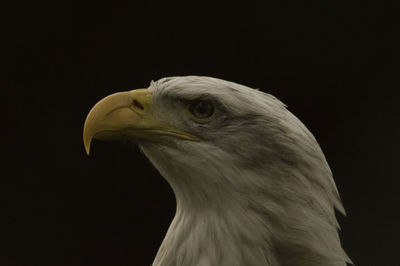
188;100;215;119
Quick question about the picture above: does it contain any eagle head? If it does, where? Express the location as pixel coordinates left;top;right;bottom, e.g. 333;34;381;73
83;76;351;266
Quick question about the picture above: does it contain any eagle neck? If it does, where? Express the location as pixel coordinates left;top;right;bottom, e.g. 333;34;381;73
152;201;278;266
140;143;350;266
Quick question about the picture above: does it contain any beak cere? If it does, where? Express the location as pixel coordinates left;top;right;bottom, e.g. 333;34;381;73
83;88;199;155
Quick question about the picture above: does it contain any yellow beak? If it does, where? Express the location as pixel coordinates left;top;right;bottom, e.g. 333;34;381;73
83;88;198;155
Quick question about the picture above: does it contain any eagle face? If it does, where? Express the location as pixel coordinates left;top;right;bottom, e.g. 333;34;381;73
83;76;351;266
144;77;290;163
138;77;300;205
140;77;321;203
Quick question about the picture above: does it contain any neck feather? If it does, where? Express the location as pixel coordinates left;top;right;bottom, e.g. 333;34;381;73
153;202;279;266
140;144;350;266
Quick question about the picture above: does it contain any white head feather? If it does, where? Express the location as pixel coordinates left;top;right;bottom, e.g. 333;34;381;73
137;76;351;266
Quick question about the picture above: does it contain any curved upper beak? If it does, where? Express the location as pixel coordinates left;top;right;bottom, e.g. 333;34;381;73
83;88;198;155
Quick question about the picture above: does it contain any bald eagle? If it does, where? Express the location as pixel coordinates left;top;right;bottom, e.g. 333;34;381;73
83;76;351;266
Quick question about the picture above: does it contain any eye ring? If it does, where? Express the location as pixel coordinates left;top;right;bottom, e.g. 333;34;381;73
188;100;215;120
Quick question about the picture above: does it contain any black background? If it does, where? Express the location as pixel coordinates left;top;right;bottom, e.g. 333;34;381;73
2;1;399;265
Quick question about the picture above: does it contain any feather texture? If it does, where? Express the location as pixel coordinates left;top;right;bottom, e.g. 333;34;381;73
138;76;351;266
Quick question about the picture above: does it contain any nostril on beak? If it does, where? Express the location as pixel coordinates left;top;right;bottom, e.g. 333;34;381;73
133;99;144;110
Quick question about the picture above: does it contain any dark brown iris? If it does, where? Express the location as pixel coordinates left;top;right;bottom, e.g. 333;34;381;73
189;100;214;119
